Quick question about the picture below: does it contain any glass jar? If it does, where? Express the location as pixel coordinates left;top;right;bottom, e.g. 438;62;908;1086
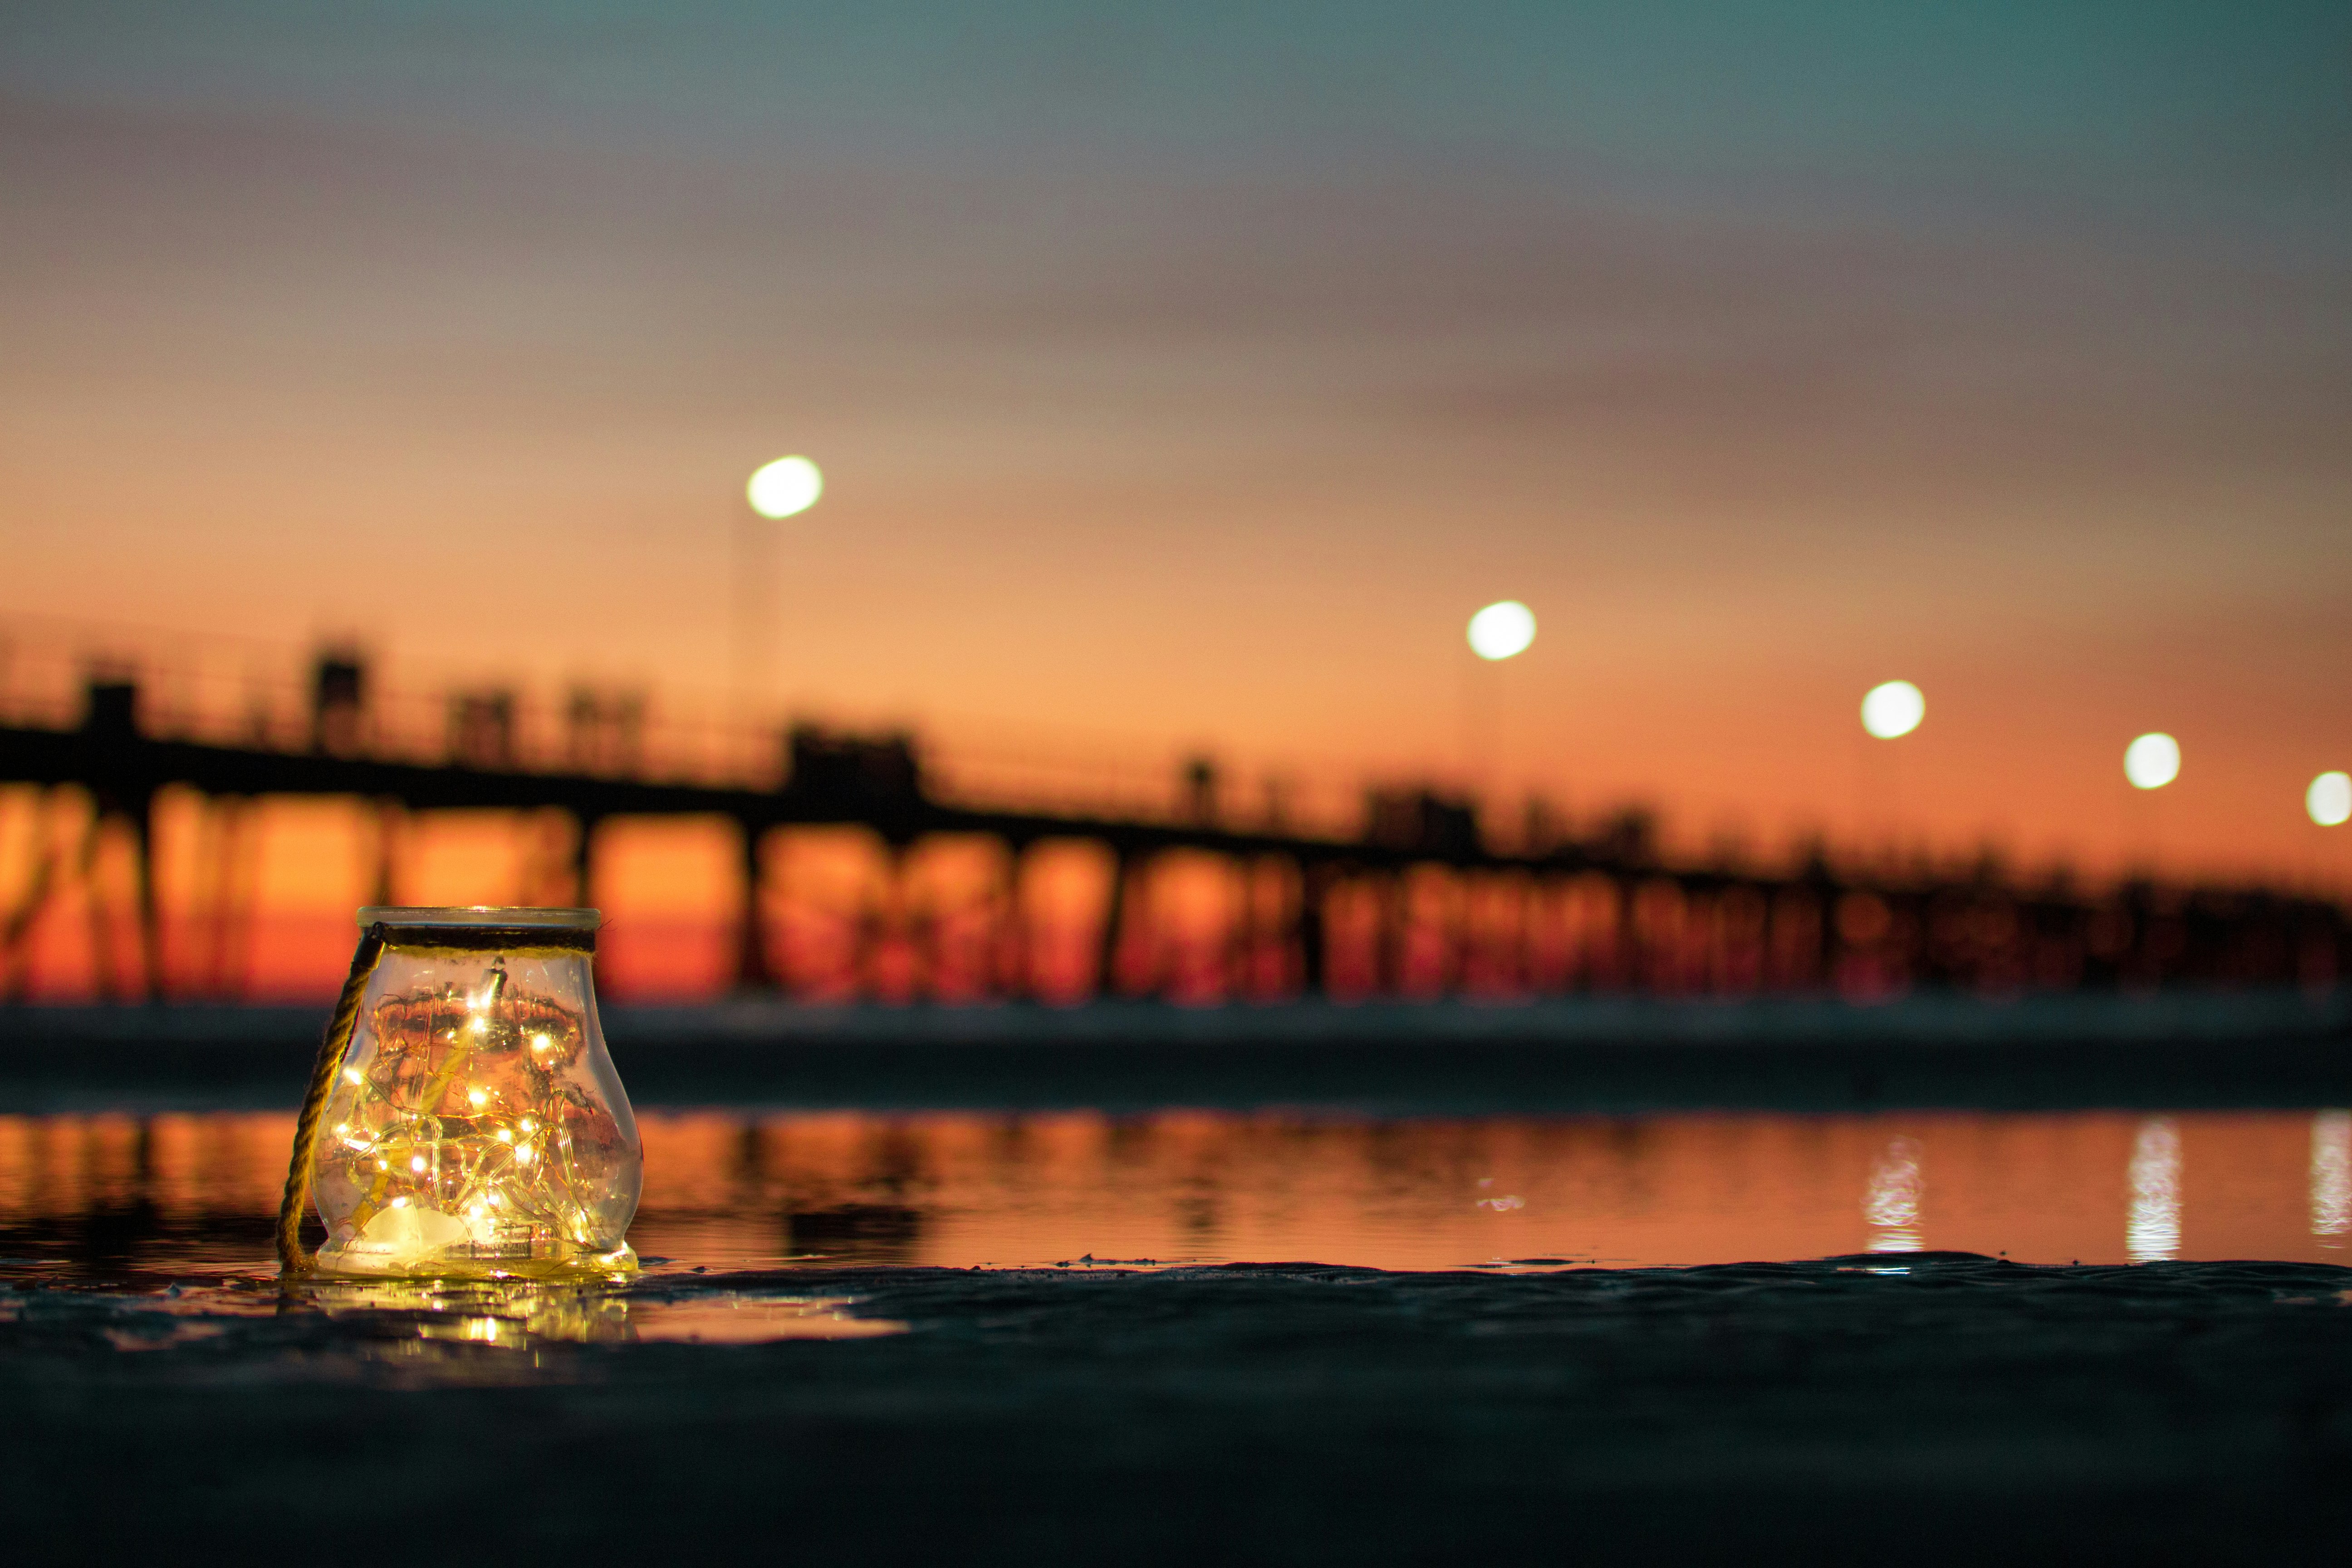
300;907;642;1278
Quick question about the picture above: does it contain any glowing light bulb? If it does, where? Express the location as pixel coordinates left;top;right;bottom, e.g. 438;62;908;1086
468;1088;488;1107
1466;601;1536;661
532;1033;552;1052
747;455;823;519
343;1068;363;1084
1860;681;1925;740
410;1155;427;1173
2125;733;2180;790
2311;771;2352;828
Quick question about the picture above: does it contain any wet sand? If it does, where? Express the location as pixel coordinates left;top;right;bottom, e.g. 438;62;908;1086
6;997;2349;1560
6;1255;2351;1562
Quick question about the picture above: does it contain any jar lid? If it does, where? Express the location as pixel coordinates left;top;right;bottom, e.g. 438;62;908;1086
356;906;601;931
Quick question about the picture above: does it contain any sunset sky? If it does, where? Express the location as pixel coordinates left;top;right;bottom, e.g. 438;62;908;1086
5;3;2349;882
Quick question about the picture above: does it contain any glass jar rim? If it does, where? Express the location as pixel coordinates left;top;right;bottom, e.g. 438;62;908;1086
356;906;601;931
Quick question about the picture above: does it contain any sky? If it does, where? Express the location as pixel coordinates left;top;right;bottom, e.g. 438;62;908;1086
3;2;2350;883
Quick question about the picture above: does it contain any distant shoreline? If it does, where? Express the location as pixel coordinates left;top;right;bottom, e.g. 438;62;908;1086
5;985;2347;1041
0;989;2343;1116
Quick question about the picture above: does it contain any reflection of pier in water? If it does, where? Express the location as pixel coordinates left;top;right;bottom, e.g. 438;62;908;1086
0;637;2343;1002
3;1108;2348;1274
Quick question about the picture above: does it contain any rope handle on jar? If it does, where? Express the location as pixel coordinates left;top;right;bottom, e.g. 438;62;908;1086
276;922;390;1274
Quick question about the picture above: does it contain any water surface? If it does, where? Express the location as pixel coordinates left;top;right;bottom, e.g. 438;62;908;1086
4;1106;2345;1278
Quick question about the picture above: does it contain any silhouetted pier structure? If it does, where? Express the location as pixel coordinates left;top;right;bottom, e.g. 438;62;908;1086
1;652;2344;1004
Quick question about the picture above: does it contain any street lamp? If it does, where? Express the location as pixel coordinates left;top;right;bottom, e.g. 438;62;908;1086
1860;681;1924;740
747;455;823;520
2309;771;2352;828
1466;601;1536;662
2124;733;2180;791
1853;681;1923;863
733;455;825;734
1460;602;1535;829
1859;680;1924;740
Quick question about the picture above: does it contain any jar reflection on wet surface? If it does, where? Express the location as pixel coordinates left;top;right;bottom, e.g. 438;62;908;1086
0;1107;2347;1280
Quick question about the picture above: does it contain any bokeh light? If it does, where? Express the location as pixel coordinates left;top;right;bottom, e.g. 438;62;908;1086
2124;733;2181;790
1466;601;1536;661
1859;680;1925;740
747;455;824;519
2309;771;2352;828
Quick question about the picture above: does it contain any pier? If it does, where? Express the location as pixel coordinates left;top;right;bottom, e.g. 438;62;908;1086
1;636;2342;1004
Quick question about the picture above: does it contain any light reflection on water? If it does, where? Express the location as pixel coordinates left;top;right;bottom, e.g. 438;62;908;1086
79;1274;909;1352
1;1107;2347;1279
2313;1111;2351;1240
1862;1136;1924;1254
2126;1118;2184;1263
303;1277;906;1346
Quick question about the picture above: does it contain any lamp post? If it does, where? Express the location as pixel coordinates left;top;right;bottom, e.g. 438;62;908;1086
2311;771;2351;898
2122;731;2179;875
732;456;824;989
1462;601;1535;822
734;456;824;743
1856;680;1923;867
